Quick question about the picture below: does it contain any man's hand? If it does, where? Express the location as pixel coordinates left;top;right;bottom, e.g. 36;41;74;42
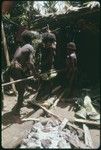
11;60;22;69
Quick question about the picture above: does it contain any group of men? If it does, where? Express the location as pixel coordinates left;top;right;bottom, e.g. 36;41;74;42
3;29;77;115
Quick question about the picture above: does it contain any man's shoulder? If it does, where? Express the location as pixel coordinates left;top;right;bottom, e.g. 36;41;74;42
22;44;35;52
22;44;33;49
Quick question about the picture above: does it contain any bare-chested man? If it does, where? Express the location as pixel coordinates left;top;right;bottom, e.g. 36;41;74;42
3;30;37;114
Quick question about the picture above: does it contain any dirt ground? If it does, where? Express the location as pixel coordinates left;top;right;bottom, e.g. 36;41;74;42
2;91;100;149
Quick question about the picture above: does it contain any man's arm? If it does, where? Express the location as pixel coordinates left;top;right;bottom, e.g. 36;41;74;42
35;44;42;73
70;53;77;71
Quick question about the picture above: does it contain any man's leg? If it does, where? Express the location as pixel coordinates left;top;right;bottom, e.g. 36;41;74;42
3;67;17;95
11;81;26;115
11;68;26;114
12;89;25;114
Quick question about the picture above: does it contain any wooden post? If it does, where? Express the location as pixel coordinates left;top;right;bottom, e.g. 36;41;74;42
1;22;10;66
1;21;16;94
83;124;94;148
74;118;100;126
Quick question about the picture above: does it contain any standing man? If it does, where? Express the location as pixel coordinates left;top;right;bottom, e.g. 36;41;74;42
34;31;57;99
35;31;57;73
3;30;37;115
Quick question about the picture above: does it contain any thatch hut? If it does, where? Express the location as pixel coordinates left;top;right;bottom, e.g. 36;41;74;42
32;1;100;87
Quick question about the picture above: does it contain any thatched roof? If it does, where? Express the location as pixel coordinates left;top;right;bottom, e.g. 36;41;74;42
32;1;100;31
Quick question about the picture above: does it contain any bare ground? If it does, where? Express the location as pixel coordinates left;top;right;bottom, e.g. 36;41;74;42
1;91;100;149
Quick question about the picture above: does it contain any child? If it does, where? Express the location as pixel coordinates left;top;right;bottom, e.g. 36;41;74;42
66;42;77;96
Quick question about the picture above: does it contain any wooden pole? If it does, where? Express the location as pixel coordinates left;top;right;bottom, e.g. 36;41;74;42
74;118;100;126
1;22;11;66
83;124;94;148
2;76;34;87
32;101;84;133
1;21;16;94
1;68;66;87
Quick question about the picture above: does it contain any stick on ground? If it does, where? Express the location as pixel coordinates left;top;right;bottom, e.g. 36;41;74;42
32;101;84;133
83;124;94;148
74;118;100;126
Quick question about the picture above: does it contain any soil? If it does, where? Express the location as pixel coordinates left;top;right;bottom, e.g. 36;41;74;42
1;90;100;149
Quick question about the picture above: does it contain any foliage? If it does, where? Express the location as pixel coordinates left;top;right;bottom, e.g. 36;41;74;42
9;1;40;28
2;1;41;64
43;1;58;13
64;1;82;7
64;0;93;7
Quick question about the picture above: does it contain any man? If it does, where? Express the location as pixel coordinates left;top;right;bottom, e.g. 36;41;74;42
3;30;37;114
34;31;57;99
35;31;57;73
66;42;78;96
